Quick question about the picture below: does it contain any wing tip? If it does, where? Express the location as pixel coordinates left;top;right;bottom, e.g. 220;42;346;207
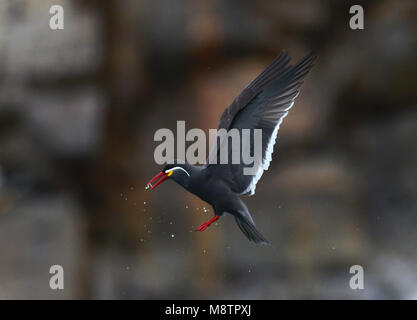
303;50;318;68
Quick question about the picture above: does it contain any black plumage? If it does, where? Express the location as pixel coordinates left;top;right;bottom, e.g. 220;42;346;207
147;51;317;244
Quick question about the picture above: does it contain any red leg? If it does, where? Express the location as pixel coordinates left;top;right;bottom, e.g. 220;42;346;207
196;215;219;232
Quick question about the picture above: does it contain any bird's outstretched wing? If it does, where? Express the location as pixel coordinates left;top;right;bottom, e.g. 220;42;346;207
206;51;316;195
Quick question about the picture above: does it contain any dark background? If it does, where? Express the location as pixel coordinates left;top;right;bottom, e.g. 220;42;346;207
0;0;416;299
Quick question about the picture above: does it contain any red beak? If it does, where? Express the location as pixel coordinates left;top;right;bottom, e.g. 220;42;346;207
146;171;169;190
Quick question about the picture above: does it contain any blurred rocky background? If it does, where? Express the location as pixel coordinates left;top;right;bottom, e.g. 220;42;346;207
0;0;416;299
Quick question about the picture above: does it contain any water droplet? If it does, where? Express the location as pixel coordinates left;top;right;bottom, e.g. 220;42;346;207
171;234;175;238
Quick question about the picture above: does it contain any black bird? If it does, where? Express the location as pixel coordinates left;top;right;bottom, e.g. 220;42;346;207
146;51;316;244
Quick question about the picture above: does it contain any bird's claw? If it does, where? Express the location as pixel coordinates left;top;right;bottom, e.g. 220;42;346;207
195;215;219;232
196;223;209;232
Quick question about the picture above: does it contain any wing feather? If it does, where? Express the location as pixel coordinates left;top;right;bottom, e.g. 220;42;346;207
206;52;317;195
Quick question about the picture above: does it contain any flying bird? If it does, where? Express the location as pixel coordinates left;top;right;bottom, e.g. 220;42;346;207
146;51;316;244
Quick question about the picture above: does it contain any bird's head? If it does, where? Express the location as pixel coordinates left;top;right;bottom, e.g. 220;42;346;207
146;163;191;190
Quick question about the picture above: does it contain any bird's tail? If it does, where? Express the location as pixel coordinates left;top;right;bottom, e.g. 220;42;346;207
235;216;270;245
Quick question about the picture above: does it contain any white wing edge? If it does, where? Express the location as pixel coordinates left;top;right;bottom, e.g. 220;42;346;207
239;102;294;195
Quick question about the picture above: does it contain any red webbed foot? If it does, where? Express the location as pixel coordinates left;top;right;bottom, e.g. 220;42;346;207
196;215;219;232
